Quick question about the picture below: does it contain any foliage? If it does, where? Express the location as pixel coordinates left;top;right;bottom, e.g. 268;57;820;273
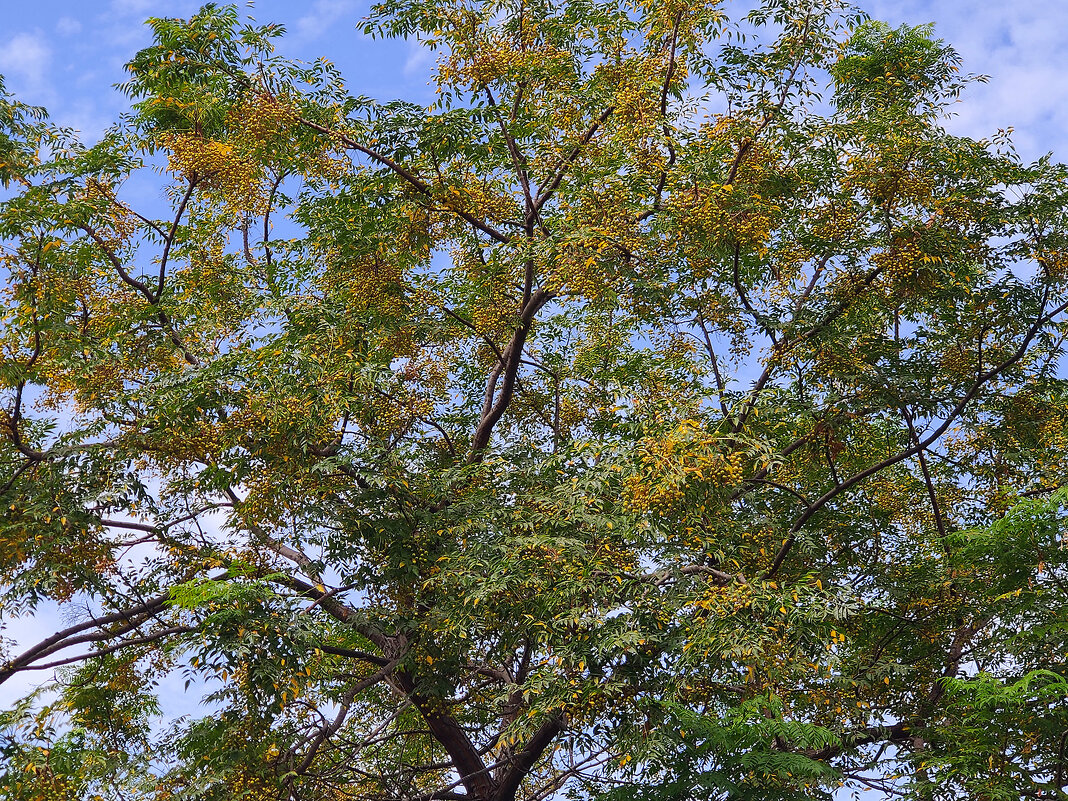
2;2;1068;800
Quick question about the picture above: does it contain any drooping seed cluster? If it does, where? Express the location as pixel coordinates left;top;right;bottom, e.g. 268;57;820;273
624;419;745;513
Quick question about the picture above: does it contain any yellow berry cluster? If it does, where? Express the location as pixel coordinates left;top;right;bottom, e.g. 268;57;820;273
551;193;643;300
624;420;746;513
1011;394;1068;454
674;178;779;260
1037;249;1068;281
227;92;297;151
160;131;266;213
870;231;942;297
1033;419;1068;484
809;201;858;244
938;346;976;378
600;56;662;126
339;254;404;312
452;246;520;334
84;179;137;250
557;245;612;300
437;173;520;224
636;0;726;44
845;150;935;208
438;21;570;90
7;755;81;801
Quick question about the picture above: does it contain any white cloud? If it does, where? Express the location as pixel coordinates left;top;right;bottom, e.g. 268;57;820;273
403;40;433;79
61;98;116;145
865;0;1068;162
0;602;66;709
295;0;358;41
109;0;165;15
56;17;82;37
0;32;51;91
105;0;197;22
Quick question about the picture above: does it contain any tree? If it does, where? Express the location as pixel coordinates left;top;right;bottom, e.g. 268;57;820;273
2;1;1067;799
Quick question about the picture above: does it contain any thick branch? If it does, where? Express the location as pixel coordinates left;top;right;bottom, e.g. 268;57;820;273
0;594;171;685
469;289;554;459
495;716;566;801
395;670;497;801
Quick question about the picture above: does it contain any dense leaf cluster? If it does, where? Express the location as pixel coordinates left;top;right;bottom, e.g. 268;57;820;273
2;2;1067;800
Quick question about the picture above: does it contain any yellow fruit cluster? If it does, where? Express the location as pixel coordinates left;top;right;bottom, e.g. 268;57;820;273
453;246;520;334
938;346;977;378
674;179;779;260
450;178;522;224
227;92;297;150
558;247;611;300
624;420;745;513
8;756;81;801
870;231;943;298
161;131;265;213
552;192;643;300
1037;249;1068;280
809;201;858;244
438;22;570;89
636;0;726;41
1009;394;1068;454
600;56;662;126
84;179;137;250
691;579;753;617
845;151;934;209
338;254;404;312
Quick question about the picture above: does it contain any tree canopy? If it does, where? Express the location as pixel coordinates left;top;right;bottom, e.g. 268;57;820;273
2;1;1068;799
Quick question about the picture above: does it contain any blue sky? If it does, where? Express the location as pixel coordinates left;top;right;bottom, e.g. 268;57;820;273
0;0;438;140
0;0;1063;796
